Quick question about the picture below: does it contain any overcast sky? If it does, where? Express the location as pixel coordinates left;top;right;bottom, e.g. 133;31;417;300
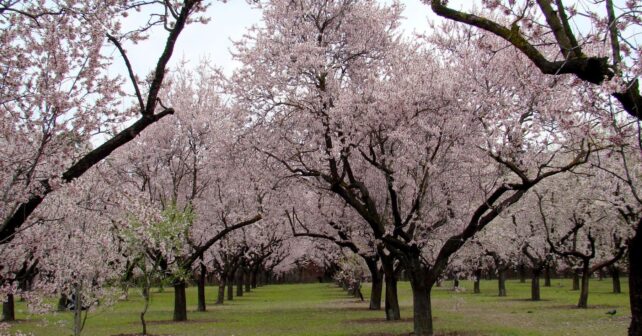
114;0;468;78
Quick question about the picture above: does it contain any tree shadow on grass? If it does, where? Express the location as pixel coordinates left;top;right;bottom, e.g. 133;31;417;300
128;318;226;325
359;332;480;336
504;298;553;302
347;317;413;323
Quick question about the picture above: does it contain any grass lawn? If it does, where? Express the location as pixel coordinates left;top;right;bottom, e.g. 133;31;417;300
5;278;629;335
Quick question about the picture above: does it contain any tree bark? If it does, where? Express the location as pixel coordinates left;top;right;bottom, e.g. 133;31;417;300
384;273;401;321
474;268;482;294
380;253;400;320
365;258;382;310
498;269;507;297
173;281;187;321
531;269;541;301
610;266;621;294
227;275;234;301
370;276;383;310
519;263;526;283
572;269;580;291
544;264;552;287
578;262;590;308
236;271;244;297
628;220;642;336
1;293;15;322
197;263;206;312
216;279;225;305
408;268;433;336
73;287;82;336
244;270;251;293
251;270;258;289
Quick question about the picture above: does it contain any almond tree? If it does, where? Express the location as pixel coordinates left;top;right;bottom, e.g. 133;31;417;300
208;233;248;304
475;216;524;297
285;183;393;315
105;64;264;321
0;171;127;335
1;0;210;244
231;1;592;334
534;176;628;308
427;2;642;332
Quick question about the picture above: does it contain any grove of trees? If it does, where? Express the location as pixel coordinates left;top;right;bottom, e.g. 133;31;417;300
1;1;640;336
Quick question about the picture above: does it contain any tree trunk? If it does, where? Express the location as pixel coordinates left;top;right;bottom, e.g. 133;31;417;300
73;283;83;336
244;270;251;293
572;269;580;290
628;219;642;336
251;270;258;289
57;293;68;312
140;280;150;336
370;276;383;310
380;254;400;320
365;258;382;310
474;268;482;294
610;266;621;294
384;273;401;321
519;263;526;283
544;264;552;287
577;262;590;308
2;293;15;322
236;271;244;297
408;267;433;336
453;276;459;289
173;281;187;321
498;269;507;297
227;275;234;301
216;279;225;305
197;263;206;312
531;269;541;301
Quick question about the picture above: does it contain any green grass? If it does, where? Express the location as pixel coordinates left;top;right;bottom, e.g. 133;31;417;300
6;278;629;335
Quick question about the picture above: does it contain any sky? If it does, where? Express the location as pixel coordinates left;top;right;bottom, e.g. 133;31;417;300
113;0;470;78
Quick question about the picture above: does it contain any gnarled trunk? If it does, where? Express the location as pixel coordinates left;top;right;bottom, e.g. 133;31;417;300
2;293;15;322
173;280;187;321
